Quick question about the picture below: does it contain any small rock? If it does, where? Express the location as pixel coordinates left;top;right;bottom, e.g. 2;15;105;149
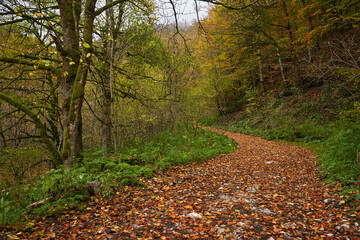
246;187;256;193
251;207;274;215
133;224;143;229
237;222;246;227
284;222;296;228
283;232;292;239
219;195;231;201
217;228;226;234
187;212;202;219
85;180;101;196
341;223;350;229
268;237;275;240
234;228;243;233
324;198;335;204
265;161;275;164
220;195;238;202
260;208;274;215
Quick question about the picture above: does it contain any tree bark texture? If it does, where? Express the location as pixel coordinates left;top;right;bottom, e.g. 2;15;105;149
57;0;81;165
59;0;97;167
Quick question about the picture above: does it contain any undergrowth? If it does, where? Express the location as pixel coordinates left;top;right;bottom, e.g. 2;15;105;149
0;126;236;226
207;90;360;203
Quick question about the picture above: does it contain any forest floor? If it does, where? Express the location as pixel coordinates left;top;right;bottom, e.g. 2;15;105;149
4;127;360;239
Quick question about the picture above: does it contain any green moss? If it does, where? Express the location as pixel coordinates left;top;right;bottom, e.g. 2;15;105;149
61;128;71;160
68;102;76;122
72;80;84;100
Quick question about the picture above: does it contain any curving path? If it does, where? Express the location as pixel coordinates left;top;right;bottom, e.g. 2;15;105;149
14;127;360;239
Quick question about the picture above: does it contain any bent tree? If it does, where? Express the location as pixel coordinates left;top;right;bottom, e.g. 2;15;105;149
0;0;155;167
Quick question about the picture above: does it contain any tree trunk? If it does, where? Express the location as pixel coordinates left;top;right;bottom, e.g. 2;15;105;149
281;0;303;88
301;0;313;62
212;67;225;115
58;0;81;165
101;1;125;152
258;50;264;89
257;35;264;89
101;69;113;151
60;0;97;167
276;46;286;83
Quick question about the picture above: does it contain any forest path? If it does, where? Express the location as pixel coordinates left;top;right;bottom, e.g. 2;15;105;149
22;127;359;239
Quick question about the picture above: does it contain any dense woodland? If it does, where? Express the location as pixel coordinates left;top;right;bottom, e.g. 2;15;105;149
0;0;359;226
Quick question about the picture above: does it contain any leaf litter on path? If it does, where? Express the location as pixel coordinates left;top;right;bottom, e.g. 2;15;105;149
7;127;360;239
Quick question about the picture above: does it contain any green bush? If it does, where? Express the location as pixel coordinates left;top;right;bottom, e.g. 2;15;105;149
119;128;236;170
0;146;49;185
0;126;236;225
319;125;360;182
0;190;24;225
213;93;360;201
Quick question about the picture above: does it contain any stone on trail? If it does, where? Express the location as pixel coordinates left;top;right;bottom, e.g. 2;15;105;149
187;212;202;219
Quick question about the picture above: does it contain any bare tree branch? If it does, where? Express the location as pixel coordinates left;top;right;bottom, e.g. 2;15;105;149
94;0;127;16
198;0;258;10
0;92;62;165
168;0;191;54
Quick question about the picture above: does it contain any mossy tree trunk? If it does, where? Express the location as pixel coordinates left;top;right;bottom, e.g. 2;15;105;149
59;0;128;166
60;0;97;167
0;0;129;168
57;0;82;166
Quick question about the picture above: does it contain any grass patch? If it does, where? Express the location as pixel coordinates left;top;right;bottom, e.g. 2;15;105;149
318;121;360;201
0;125;236;226
120;127;236;170
209;93;360;202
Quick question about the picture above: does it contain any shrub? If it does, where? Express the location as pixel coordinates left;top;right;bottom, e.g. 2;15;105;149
213;91;360;201
0;126;236;225
319;125;360;182
0;146;50;185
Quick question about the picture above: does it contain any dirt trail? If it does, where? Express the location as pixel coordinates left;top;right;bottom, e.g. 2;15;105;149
14;128;360;239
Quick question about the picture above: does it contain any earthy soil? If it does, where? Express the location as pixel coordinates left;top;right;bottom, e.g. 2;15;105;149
4;127;360;239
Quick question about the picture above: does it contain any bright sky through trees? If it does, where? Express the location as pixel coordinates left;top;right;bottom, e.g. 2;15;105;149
156;0;209;25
